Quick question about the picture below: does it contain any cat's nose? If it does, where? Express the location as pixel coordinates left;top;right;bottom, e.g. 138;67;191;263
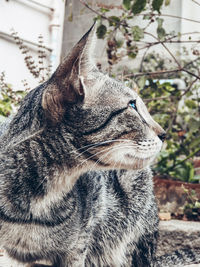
158;132;166;142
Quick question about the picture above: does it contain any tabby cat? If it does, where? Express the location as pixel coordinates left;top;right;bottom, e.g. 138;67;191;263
0;24;199;267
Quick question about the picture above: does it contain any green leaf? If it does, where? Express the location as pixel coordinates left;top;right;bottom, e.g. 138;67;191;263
156;18;166;40
68;11;73;22
127;45;138;58
143;14;151;20
190;138;200;149
96;24;107;39
152;0;164;12
100;7;109;13
165;0;170;5
123;0;131;10
137;76;146;88
195;201;200;208
185;99;197;109
132;25;144;41
132;0;147;15
157;17;164;28
116;39;124;48
108;16;120;26
157;27;166;40
189;164;194;181
188;118;200;133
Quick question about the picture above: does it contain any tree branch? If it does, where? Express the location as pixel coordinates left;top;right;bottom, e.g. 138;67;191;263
140;12;200;24
124;68;182;78
144;31;182;69
191;0;200;7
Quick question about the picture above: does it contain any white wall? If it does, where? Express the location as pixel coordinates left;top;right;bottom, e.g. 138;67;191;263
0;0;65;91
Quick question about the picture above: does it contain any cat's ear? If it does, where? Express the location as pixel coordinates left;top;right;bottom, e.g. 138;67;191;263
42;23;97;122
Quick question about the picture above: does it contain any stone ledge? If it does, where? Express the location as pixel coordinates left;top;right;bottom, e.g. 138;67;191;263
158;220;200;266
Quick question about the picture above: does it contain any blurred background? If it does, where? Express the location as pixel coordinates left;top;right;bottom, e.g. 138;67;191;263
1;0;200;88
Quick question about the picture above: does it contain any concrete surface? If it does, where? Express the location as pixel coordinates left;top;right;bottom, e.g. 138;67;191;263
157;220;200;267
157;220;200;256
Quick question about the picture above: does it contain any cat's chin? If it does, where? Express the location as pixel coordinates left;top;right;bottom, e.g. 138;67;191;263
118;157;154;170
91;151;158;171
95;155;156;171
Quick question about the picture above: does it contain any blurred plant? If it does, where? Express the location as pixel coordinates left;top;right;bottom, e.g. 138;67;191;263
0;32;52;120
181;185;200;221
0;72;26;119
11;30;52;85
80;0;200;182
142;73;200;182
129;52;200;182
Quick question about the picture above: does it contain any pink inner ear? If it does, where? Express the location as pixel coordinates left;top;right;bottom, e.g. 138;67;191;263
78;79;84;96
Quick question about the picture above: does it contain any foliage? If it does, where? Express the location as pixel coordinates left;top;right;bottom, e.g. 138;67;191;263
0;72;26;120
0;33;51;120
94;0;173;63
140;71;200;182
181;185;200;221
11;30;52;85
85;0;200;182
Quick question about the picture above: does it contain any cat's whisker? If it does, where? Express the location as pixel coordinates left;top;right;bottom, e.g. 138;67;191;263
75;144;118;170
77;146;111;171
75;143;133;169
73;139;133;160
84;144;136;171
77;138;132;153
87;147;114;172
36;143;136;193
97;144;133;170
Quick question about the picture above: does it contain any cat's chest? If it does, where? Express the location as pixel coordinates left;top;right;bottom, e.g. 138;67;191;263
86;218;144;267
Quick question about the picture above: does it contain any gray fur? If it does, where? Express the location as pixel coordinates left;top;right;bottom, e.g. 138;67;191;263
0;24;199;267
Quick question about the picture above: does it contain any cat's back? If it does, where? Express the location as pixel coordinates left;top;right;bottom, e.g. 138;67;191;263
0;82;46;150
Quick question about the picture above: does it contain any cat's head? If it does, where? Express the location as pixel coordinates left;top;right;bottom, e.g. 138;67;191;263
42;23;166;170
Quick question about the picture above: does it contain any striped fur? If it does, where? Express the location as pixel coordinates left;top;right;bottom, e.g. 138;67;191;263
0;24;199;267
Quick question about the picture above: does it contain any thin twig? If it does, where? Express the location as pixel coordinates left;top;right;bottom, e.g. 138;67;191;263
79;0;127;26
97;2;122;10
95;2;200;24
140;12;200;24
144;31;182;69
139;46;150;73
191;0;200;7
165;148;200;172
182;69;200;80
124;68;181;78
80;0;108;20
144;95;175;102
180;77;198;97
81;0;200;82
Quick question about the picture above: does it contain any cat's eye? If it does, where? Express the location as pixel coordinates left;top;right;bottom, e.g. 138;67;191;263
129;100;137;110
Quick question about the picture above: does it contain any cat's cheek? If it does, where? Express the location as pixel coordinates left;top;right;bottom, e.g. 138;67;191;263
106;140;162;170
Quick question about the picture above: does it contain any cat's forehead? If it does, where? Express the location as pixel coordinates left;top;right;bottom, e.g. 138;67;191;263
86;74;138;106
104;77;137;97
